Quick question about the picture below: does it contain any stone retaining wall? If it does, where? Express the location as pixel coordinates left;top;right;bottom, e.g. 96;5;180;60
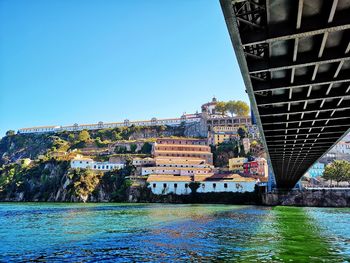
262;189;350;207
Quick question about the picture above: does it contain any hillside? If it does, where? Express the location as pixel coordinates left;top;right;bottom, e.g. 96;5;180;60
0;125;189;165
0;158;136;202
0;124;192;201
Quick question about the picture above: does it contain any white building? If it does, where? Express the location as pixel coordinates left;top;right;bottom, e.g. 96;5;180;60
155;157;213;169
147;174;256;195
70;156;124;171
330;141;350;155
17;114;201;134
132;157;156;167
142;167;212;176
18;125;61;134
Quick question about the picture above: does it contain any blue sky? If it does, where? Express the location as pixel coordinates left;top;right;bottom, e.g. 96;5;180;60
0;0;248;137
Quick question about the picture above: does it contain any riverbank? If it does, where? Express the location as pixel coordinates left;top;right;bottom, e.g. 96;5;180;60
2;183;350;207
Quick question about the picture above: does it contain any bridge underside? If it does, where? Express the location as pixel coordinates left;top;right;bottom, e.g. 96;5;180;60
221;0;350;188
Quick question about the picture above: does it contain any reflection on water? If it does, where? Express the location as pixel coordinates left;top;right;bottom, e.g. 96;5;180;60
0;203;349;262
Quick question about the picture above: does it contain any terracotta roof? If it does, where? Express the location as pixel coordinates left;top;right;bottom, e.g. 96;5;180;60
133;157;154;161
157;137;207;141
146;174;256;183
155;157;207;162
155;144;210;148
143;167;211;171
147;175;192;182
194;174;256;182
155;150;212;155
72;157;94;161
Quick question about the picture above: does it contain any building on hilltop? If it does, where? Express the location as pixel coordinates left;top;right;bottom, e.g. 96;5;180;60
17;97;258;139
17;114;202;134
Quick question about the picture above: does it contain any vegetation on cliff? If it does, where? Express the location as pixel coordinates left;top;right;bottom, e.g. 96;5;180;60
211;141;246;167
0;125;186;165
0;158;135;202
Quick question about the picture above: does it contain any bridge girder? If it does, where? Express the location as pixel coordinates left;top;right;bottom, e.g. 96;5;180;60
220;0;350;189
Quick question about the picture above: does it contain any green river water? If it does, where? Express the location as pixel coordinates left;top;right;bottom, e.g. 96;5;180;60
0;203;349;262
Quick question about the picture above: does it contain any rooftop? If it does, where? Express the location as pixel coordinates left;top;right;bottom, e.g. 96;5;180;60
146;173;256;183
144;167;211;171
155;150;212;155
147;175;192;182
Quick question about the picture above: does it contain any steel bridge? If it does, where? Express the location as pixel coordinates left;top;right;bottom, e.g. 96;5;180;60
220;0;350;189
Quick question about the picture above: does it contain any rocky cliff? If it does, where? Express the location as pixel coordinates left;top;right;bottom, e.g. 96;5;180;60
0;158;134;202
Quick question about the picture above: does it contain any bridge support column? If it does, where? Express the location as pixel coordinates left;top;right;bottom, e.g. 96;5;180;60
267;160;276;192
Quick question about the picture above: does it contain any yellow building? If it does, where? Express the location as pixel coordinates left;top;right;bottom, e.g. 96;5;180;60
208;126;240;145
228;157;247;172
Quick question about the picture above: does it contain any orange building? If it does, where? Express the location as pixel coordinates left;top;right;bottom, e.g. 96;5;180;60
154;138;213;164
156;138;207;145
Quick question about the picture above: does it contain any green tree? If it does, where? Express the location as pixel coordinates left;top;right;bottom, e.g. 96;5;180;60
215;101;227;116
234;100;250;116
140;142;152;154
68;133;76;143
189;182;201;194
78;130;90;142
322;160;350;186
238;126;248;139
226;100;237;117
130;144;137;153
6;130;15;136
113;132;122;141
114;145;127;154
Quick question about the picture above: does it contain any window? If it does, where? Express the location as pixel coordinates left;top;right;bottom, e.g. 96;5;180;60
174;183;177;188
213;183;216;188
80;161;82;164
153;183;156;188
94;165;96;169
86;161;89;164
224;183;228;188
102;166;105;169
185;184;188;188
163;183;167;188
106;165;109;169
